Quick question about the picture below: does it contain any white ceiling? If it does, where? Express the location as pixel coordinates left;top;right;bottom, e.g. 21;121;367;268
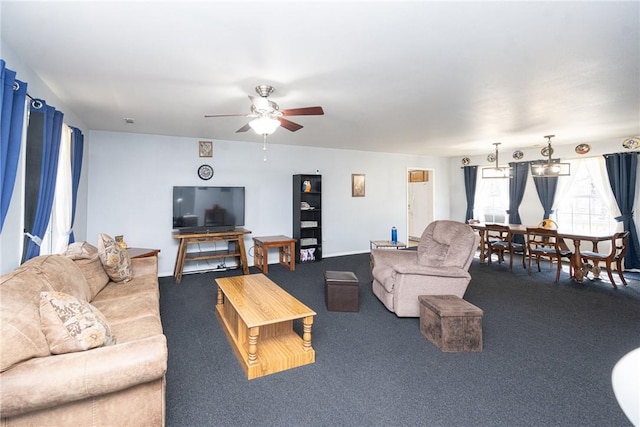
1;1;638;157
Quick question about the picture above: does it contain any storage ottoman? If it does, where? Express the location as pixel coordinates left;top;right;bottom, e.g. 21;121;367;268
419;295;483;352
324;270;359;312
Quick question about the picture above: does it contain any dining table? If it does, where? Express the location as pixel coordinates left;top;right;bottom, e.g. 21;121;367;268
469;223;615;283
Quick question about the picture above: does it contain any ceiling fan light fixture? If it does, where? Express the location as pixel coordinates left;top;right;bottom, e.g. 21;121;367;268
255;85;275;98
249;116;280;135
481;142;513;179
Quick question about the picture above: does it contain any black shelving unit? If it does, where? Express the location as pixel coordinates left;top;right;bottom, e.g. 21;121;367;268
293;174;322;263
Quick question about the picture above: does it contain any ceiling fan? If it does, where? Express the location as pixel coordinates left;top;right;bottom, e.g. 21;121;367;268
204;85;324;134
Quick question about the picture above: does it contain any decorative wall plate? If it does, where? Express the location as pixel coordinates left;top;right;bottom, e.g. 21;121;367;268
622;137;640;150
487;153;496;163
197;164;214;180
575;143;591;154
512;150;524;160
461;157;470;165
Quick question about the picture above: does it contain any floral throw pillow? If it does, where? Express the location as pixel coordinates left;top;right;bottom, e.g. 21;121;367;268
97;233;133;282
39;291;116;354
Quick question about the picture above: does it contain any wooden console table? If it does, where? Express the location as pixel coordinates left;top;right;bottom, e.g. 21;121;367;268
215;274;316;379
252;235;296;274
173;228;251;283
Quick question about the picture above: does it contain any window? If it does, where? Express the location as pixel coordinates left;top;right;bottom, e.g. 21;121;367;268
22;104;75;261
475;177;509;223
553;159;618;234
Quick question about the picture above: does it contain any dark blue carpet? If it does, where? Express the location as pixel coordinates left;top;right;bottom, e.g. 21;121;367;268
159;253;640;427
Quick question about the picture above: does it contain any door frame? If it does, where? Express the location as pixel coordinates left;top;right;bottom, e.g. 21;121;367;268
406;167;435;245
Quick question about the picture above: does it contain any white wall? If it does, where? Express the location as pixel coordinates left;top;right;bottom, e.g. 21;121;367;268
87;131;451;277
0;43;89;273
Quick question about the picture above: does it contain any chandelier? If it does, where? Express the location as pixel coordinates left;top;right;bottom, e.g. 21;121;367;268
530;135;571;178
482;143;513;179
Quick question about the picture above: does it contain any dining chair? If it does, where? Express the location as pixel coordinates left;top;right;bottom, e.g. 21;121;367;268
484;224;507;264
580;231;629;288
525;227;573;283
485;223;526;271
534;219;562;268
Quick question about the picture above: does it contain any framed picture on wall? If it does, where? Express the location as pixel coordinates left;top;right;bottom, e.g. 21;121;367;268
352;174;365;197
199;141;213;157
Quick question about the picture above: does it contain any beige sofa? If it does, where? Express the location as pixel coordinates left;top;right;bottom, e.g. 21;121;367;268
371;220;479;317
0;242;167;426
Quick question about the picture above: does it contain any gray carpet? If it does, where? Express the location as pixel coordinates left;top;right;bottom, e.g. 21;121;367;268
159;253;640;427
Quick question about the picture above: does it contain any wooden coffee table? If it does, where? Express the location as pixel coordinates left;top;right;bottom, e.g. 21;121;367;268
215;274;316;379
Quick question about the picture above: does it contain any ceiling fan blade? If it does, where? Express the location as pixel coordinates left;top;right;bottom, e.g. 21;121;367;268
204;113;247;118
278;117;303;132
282;106;324;116
236;123;251;133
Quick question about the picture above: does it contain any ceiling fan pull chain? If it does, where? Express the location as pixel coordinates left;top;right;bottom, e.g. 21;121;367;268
263;134;268;162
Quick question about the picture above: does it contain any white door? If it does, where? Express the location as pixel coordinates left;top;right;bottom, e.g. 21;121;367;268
408;169;434;241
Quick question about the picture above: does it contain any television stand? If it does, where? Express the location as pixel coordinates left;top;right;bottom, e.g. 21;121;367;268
172;228;251;283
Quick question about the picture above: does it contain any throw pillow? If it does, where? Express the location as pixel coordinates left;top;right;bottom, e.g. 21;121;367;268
97;233;133;282
64;241;99;260
39;291;116;354
65;242;110;299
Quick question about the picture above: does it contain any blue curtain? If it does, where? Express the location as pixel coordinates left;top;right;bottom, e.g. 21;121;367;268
68;127;84;243
463;166;478;222
508;161;529;243
0;60;28;233
23;100;64;261
531;169;558;220
604;152;640;269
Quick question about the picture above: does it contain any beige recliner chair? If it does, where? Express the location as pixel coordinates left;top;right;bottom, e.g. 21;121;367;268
371;220;480;317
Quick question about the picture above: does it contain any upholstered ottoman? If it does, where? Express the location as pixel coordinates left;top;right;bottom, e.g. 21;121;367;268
419;295;483;352
324;270;359;312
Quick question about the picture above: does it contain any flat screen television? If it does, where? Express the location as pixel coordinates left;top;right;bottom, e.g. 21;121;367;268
172;186;245;234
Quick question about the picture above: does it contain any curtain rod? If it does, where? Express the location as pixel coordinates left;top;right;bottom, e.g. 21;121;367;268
13;81;38;103
26;93;44;109
14;78;84;134
23;91;44;108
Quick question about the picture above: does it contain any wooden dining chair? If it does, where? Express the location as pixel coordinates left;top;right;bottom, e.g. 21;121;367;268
525;227;573;283
485;223;526;271
580;231;629;288
484;224;507;264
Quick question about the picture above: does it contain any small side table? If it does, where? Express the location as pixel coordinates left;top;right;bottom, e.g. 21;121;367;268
370;240;407;250
252;235;296;274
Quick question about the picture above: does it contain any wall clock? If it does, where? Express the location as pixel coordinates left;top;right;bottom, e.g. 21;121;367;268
197;164;214;180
